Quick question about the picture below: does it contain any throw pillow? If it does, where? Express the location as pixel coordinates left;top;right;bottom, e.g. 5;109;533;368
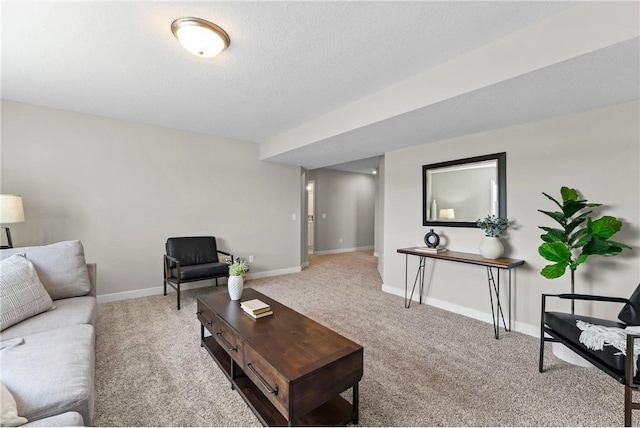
618;283;640;326
0;380;27;426
0;241;91;300
0;254;54;331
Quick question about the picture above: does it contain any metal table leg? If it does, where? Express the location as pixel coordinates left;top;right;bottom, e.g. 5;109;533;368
404;254;409;308
405;255;426;308
419;256;425;304
508;269;512;332
487;267;508;339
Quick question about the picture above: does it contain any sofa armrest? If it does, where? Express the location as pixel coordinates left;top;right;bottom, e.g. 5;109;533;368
87;263;97;297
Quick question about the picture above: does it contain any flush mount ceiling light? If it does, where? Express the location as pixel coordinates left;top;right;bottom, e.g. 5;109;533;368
171;17;230;58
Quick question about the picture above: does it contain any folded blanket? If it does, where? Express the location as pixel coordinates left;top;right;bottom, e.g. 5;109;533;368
576;320;640;374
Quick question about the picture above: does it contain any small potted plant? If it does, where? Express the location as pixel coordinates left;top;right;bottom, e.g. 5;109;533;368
476;215;509;259
226;257;250;300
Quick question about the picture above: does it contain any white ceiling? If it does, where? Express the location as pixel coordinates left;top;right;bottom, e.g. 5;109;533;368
2;1;639;172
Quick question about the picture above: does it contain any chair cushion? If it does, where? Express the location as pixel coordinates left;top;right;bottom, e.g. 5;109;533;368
171;262;228;281
0;254;54;331
545;311;628;373
166;237;219;267
618;283;640;326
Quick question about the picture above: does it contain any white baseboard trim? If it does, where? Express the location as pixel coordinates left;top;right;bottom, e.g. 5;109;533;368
381;284;539;338
314;246;374;256
97;266;302;304
244;266;302;280
373;252;379;257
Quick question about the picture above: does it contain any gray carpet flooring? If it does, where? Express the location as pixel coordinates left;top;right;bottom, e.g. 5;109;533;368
94;251;630;426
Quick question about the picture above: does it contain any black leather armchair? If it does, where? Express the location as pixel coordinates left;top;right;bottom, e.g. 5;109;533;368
164;236;233;310
539;284;640;426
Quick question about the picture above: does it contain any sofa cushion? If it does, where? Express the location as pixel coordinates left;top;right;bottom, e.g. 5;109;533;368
0;324;94;424
0;241;91;300
545;311;632;374
1;380;28;427
21;412;84;427
0;254;53;331
0;296;96;341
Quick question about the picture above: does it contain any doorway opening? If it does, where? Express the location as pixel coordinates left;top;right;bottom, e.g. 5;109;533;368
307;180;315;254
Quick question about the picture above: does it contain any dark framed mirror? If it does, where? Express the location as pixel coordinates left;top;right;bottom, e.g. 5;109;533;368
422;152;506;227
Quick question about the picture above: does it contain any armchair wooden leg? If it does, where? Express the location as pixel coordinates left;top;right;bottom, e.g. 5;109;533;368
625;385;632;427
163;280;167;296
177;282;181;310
539;335;545;373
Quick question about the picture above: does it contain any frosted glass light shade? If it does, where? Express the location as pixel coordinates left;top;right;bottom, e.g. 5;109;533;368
171;17;230;58
0;195;25;223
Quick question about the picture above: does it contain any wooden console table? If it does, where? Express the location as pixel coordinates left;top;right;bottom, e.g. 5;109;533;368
397;248;524;339
197;288;363;426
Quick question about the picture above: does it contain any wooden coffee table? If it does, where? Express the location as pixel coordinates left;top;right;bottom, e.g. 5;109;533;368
197;288;363;426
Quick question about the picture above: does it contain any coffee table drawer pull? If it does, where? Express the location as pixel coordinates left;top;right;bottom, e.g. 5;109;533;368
216;331;238;352
247;363;279;395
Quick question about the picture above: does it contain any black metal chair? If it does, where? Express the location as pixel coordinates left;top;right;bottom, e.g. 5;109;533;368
164;236;233;310
540;284;640;426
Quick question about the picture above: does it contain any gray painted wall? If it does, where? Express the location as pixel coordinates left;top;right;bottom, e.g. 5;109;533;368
1;101;302;298
383;101;640;336
312;168;375;253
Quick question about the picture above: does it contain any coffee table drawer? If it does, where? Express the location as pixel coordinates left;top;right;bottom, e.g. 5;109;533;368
244;343;290;417
197;301;217;333
213;315;243;366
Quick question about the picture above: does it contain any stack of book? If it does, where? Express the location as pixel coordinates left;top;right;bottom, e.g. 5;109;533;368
414;246;447;254
240;299;273;319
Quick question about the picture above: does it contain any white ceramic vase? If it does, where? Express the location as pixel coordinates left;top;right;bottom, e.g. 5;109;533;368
479;236;504;259
228;275;244;300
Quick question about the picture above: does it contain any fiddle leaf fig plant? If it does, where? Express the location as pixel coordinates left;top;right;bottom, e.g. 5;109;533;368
538;186;631;287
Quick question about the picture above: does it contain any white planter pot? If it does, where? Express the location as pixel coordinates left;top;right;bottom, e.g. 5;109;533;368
228;275;244;300
479;236;504;259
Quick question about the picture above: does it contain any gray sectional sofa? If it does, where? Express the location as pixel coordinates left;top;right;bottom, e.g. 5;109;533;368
0;240;96;426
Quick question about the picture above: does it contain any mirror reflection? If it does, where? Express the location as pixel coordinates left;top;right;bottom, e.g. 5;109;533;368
422;153;506;228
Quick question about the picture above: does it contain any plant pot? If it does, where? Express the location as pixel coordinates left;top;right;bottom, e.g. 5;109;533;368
228;275;243;300
479;236;504;259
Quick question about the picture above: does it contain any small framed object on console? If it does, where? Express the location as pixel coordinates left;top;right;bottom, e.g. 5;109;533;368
423;229;440;248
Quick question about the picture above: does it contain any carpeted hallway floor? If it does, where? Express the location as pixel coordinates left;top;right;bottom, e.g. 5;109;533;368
94;251;630;426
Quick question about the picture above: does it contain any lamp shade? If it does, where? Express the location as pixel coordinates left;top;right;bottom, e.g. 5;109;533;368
171;17;230;57
439;208;455;219
0;195;25;223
